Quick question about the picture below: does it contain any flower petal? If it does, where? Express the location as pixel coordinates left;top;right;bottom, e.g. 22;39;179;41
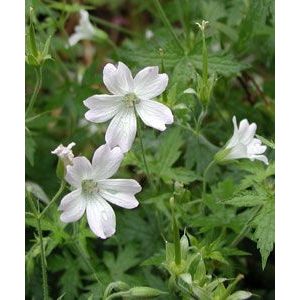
59;190;86;223
103;62;134;95
105;108;137;152
84;94;123;123
100;190;139;209
98;179;142;194
251;154;269;165
134;66;168;99
241;123;257;145
136;99;173;131
91;144;124;180
69;32;85;46
86;198;116;239
65;156;92;188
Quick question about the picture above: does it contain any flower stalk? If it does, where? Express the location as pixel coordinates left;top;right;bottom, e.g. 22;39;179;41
25;66;43;118
39;180;66;218
27;193;49;300
170;197;181;266
202;160;215;198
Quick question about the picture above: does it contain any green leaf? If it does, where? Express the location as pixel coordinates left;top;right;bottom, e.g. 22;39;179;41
155;127;183;175
252;200;275;269
224;192;265;207
103;245;140;280
226;291;252;300
25;134;36;166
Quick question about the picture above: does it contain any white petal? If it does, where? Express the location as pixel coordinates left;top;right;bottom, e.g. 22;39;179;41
69;32;85;46
100;190;139;209
65;156;92;188
136;99;173;131
59;190;86;223
86;198;116;239
226;144;248;160
134;67;168;99
105;108;137;152
103;62;134;95
98;179;142;194
91;144;124;180
84;94;123;123
251;154;269;165
241;123;257;145
238;119;250;137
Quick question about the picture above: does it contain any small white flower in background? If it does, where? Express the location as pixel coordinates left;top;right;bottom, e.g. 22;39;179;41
51;142;76;166
59;144;141;239
69;10;95;46
216;116;268;165
25;181;49;204
84;62;174;152
145;29;154;40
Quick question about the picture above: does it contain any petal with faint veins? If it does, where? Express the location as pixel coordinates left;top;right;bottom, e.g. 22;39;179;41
86;198;116;239
136;99;173;131
103;62;134;95
84;94;123;123
98;179;142;194
59;190;86;223
91;144;124;180
134;67;168;100
105;108;137;152
65;156;92;188
100;190;139;209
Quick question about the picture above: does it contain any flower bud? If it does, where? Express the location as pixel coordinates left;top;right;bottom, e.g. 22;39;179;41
128;286;167;298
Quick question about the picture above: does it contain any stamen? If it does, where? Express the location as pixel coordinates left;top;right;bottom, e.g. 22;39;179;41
123;93;140;107
81;179;99;195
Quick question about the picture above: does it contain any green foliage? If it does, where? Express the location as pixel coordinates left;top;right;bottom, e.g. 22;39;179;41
25;0;275;299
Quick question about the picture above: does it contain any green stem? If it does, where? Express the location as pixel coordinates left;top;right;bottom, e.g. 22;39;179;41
39;180;66;218
26;66;43;117
202;160;216;198
74;240;102;285
134;107;153;187
230;205;262;247
27;193;49;300
152;0;184;52
37;212;49;300
201;30;208;85
170;197;181;266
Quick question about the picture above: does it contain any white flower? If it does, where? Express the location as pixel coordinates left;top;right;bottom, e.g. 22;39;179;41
145;29;154;40
219;116;268;165
84;62;174;152
58;144;141;239
69;10;95;46
51;142;76;166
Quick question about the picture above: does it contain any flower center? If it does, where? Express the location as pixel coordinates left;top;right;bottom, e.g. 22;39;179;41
123;93;140;107
81;179;99;196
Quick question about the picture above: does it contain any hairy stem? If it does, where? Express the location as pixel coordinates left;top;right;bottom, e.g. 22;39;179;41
27;193;49;300
26;66;43;117
230;205;262;247
39;180;66;218
73;234;102;285
37;213;49;300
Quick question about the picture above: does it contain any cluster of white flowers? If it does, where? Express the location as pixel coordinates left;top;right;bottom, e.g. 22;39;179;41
52;60;173;238
51;15;269;239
